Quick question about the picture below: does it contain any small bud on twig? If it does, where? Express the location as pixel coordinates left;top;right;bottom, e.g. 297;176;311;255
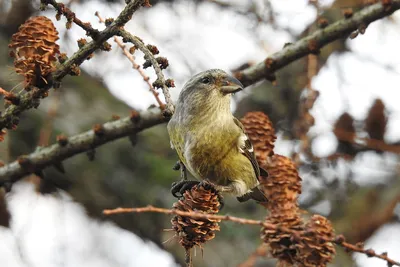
77;38;87;48
93;124;106;137
165;79;175;88
146;44;159;55
130;110;140;123
343;8;353;18
17;156;34;171
156;57;169;69
56;134;68;146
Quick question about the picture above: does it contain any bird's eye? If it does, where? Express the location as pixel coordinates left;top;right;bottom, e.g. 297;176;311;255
200;77;211;84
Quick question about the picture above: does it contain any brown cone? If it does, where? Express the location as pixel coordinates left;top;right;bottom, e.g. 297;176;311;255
260;154;302;207
259;155;305;265
240;112;276;166
261;204;304;265
171;183;221;250
9;16;60;87
297;215;336;267
333;112;357;156
365;99;387;141
333;112;355;140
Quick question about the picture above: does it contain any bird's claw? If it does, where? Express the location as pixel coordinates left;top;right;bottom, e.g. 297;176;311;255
171;180;199;198
170;180;225;210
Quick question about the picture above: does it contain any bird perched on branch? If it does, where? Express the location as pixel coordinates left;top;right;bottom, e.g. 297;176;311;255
167;69;268;203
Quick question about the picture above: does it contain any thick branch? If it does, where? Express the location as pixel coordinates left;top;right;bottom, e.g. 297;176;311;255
236;1;400;86
0;0;146;131
0;108;166;185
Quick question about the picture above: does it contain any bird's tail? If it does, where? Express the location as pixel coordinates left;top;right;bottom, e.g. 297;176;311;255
236;186;268;203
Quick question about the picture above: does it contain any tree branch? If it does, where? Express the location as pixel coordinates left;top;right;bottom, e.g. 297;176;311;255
0;0;146;131
103;205;400;267
0;108;167;185
235;0;400;87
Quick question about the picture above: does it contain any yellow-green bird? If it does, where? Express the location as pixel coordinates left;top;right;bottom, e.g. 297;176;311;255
167;69;268;202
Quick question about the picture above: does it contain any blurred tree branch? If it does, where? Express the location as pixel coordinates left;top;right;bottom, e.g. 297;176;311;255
235;0;400;87
0;108;166;186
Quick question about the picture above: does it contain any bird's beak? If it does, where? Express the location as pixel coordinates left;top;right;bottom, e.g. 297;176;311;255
220;75;244;94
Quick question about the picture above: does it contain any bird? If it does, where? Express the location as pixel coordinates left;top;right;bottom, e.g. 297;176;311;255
167;69;268;203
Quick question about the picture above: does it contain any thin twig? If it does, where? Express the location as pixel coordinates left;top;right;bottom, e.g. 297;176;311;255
336;236;400;267
103;205;400;266
237;243;268;267
117;29;174;117
41;0;99;38
95;12;165;109
185;248;192;267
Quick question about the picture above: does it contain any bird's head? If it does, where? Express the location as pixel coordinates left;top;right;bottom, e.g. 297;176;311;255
177;69;244;113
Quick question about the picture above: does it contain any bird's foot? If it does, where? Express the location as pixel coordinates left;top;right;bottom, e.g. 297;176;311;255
170;180;224;210
171;180;199;198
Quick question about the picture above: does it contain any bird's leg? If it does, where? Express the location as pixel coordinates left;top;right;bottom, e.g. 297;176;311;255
171;160;192;198
172;160;187;180
180;161;187;180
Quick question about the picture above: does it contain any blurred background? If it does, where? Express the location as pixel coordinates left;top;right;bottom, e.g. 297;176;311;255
1;0;400;266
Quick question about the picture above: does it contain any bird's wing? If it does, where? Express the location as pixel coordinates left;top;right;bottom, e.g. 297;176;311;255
233;117;268;180
167;121;187;167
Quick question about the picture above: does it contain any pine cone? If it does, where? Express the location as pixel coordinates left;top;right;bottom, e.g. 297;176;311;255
259;154;305;265
365;99;386;141
9;16;60;87
333;112;357;156
261;204;304;265
260;154;302;207
297;215;336;267
241;112;276;166
334;112;355;138
171;183;221;250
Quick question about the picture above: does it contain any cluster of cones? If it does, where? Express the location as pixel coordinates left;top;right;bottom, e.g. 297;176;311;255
8;16;60;87
244;112;335;267
171;111;336;266
334;98;387;156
